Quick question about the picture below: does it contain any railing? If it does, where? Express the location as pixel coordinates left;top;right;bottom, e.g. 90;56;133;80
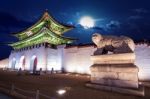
0;83;54;99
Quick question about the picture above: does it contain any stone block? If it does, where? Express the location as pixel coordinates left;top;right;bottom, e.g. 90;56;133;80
92;72;118;79
86;83;111;91
110;65;138;73
90;53;139;89
90;64;110;72
91;53;135;64
118;72;138;81
90;77;97;81
90;64;139;72
91;78;111;86
91;78;138;89
111;79;138;88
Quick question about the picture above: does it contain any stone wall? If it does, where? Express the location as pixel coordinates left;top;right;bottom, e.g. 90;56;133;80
1;43;150;81
0;58;9;68
135;44;150;81
8;44;64;72
8;46;47;71
64;44;150;81
64;45;96;74
46;45;65;71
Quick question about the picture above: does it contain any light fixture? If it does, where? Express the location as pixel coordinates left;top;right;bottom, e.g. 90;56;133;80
57;89;66;95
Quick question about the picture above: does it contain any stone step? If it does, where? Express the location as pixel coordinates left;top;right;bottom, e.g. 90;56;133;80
86;83;145;97
91;79;138;88
91;72;138;81
90;64;138;73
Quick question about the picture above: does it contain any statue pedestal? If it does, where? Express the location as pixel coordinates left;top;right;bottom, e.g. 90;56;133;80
87;53;144;96
90;53;135;64
90;64;139;88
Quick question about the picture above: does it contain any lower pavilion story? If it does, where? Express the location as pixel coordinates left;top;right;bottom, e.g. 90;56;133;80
0;43;150;81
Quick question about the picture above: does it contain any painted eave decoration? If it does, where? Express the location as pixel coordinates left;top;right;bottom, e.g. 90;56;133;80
10;11;75;49
10;27;75;49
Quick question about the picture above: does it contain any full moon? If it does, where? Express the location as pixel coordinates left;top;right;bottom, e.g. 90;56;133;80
80;16;94;29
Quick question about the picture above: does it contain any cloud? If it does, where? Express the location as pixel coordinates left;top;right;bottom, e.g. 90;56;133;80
106;20;120;29
132;8;149;14
64;7;150;41
128;8;149;21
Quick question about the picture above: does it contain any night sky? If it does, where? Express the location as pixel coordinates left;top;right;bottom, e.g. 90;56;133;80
0;0;150;59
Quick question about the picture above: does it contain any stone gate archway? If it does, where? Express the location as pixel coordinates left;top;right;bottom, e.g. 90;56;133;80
20;56;25;70
11;58;16;69
30;55;37;73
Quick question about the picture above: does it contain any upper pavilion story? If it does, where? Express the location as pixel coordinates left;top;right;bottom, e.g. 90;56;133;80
9;11;75;50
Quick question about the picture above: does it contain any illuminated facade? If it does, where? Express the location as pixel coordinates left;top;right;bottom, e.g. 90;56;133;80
8;11;75;73
5;12;150;81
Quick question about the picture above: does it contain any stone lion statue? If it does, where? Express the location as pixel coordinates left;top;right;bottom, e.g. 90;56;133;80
92;33;135;55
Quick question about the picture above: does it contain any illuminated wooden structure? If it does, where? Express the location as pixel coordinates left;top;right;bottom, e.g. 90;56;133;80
10;11;74;50
8;11;74;72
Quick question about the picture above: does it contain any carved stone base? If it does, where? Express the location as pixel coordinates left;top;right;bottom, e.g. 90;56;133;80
91;53;135;64
90;64;139;89
86;83;144;96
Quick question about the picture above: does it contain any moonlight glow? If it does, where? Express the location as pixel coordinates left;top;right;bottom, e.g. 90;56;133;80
80;16;94;29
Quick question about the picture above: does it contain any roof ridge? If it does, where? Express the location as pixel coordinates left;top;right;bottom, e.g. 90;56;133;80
12;11;74;40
